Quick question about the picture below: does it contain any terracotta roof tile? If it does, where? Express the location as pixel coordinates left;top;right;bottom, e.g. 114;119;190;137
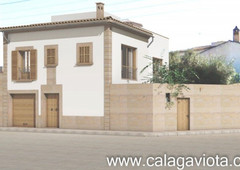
0;17;109;30
0;16;152;36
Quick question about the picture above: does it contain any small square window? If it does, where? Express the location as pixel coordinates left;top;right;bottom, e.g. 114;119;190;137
44;45;58;67
153;57;163;74
47;49;55;64
76;42;93;66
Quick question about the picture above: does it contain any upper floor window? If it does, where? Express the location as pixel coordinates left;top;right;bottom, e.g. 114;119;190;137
121;45;137;80
12;47;37;81
153;57;163;75
20;50;31;75
76;42;93;66
44;45;58;67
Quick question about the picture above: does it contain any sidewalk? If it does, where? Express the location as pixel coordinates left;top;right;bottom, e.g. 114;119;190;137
0;127;240;137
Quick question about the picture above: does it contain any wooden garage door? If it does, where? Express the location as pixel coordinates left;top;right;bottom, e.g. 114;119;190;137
13;94;35;127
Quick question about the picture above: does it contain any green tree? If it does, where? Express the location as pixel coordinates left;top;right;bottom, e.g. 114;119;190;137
230;72;240;84
141;51;238;108
141;55;194;108
169;51;235;84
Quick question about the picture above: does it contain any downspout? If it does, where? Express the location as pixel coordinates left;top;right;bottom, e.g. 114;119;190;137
2;32;9;44
147;35;154;48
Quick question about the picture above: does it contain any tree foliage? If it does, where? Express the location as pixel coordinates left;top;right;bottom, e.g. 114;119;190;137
141;50;237;85
141;54;196;84
141;50;238;108
141;55;192;109
169;51;236;84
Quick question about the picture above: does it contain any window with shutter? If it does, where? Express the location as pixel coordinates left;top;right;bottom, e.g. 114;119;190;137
44;45;58;67
153;57;163;76
76;42;93;66
30;49;37;80
19;50;31;79
11;47;37;81
121;44;137;80
12;51;18;81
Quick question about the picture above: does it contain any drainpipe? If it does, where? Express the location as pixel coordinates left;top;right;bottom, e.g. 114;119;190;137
3;32;9;44
147;36;154;48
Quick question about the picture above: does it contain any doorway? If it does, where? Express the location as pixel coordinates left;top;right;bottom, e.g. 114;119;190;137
46;94;59;128
177;98;190;131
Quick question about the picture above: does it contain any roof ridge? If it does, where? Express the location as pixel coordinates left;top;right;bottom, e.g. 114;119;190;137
0;15;152;36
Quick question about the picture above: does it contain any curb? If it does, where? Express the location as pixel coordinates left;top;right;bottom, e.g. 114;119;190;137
0;127;240;137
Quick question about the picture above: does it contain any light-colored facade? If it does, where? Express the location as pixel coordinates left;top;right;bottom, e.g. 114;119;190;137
8;26;105;117
0;3;169;130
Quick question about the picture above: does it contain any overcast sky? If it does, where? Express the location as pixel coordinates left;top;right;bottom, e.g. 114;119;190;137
0;0;240;65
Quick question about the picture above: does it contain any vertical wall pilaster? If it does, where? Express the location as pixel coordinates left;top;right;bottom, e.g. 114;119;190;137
0;61;2;126
47;68;56;85
104;25;112;130
2;34;8;126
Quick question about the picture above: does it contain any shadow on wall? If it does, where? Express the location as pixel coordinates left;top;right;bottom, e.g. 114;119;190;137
8;27;103;43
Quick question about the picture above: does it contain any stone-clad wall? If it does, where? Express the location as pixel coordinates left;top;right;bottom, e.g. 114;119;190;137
110;84;240;132
0;73;3;126
110;84;154;131
0;41;8;127
183;84;240;130
2;79;240;131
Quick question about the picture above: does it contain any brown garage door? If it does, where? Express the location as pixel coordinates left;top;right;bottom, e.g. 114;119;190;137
13;94;35;127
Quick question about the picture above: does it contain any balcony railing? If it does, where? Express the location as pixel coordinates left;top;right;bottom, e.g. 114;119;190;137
18;68;30;80
122;66;137;80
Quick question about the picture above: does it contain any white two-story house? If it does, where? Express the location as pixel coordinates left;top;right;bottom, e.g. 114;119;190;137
0;2;169;130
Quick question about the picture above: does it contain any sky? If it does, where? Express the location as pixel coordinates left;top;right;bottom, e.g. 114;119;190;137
0;0;240;65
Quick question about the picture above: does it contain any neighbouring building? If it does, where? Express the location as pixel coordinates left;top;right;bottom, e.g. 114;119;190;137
0;2;169;130
177;26;240;73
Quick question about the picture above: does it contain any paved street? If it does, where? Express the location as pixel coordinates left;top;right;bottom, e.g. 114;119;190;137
0;131;240;170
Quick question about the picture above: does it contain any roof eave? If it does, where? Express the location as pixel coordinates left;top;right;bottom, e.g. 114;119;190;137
0;18;152;38
0;20;105;33
108;20;152;38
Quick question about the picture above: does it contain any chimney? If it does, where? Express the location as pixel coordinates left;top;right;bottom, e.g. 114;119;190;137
233;26;239;42
96;2;104;19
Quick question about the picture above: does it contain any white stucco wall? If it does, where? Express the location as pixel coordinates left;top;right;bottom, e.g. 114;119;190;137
200;41;240;73
112;28;169;84
7;26;104;116
112;27;150;84
148;33;169;65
